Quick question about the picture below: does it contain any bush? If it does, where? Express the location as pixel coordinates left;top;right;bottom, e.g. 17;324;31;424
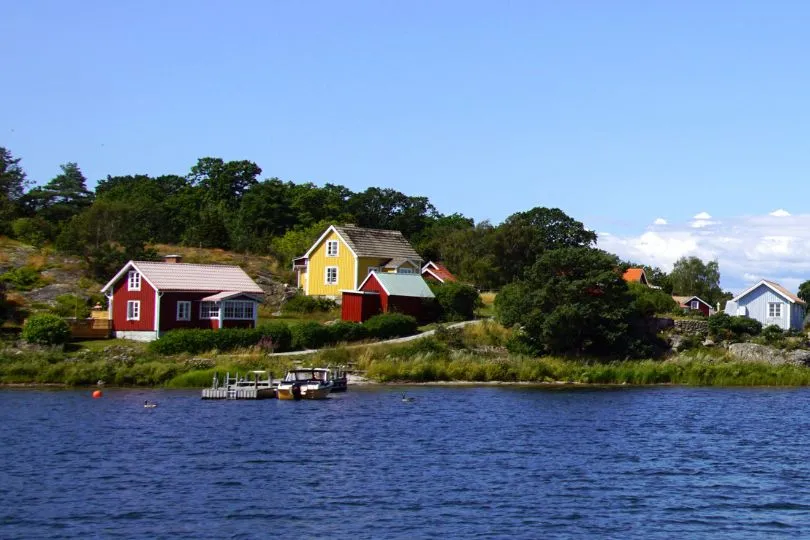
363;313;419;339
291;321;333;350
150;323;291;355
627;282;678;317
708;313;762;340
11;217;53;247
51;294;91;319
0;266;45;291
22;313;71;346
327;321;368;343
282;295;338;314
431;282;481;321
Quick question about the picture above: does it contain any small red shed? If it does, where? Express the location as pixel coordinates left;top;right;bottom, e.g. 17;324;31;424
100;255;265;341
421;261;457;283
672;295;714;316
341;272;435;322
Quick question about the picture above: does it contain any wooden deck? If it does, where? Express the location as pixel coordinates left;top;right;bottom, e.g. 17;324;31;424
67;318;112;339
201;387;276;399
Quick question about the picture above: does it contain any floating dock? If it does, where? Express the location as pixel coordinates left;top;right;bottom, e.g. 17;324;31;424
201;371;277;400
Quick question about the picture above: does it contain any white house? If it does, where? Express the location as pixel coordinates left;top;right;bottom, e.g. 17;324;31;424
724;279;806;331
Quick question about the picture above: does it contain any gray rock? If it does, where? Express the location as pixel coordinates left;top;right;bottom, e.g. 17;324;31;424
728;343;810;366
670;334;686;351
702;339;715;347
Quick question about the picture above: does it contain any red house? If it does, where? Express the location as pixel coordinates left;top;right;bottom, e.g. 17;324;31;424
100;255;264;341
672;295;714;316
341;272;435;323
421;261;457;283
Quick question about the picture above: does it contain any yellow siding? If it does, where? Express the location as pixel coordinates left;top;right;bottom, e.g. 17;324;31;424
307;231;356;296
357;257;391;280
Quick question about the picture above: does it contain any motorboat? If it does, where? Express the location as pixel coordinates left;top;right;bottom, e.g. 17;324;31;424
276;368;332;400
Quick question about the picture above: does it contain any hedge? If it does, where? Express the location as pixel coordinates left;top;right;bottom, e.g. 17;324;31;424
22;313;71;346
363;313;419;339
149;323;292;355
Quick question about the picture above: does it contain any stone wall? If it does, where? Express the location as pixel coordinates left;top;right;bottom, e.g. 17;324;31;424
673;319;709;336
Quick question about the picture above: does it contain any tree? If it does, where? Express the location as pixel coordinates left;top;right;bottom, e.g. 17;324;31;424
347;187;439;238
669;256;724;306
23;162;93;224
798;280;810;304
495;247;658;358
188;157;261;209
494;207;597;286
0;147;31;233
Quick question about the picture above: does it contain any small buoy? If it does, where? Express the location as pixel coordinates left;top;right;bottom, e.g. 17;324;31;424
92;390;103;399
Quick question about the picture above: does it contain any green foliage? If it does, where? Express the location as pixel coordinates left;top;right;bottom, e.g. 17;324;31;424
281;295;338;314
0;266;45;291
627;282;678;317
431;282;481;321
11;217;53;246
22;162;93;224
21;313;71;346
495;247;659;358
708;313;763;341
51;294;91;319
0;147;31;234
363;313;419;339
327;321;368;343
669;256;725;306
799;280;810;304
149;323;292;355
291;321;333;349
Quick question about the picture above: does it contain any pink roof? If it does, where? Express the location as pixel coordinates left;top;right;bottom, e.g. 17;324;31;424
763;280;805;305
422;261;457;283
102;261;264;294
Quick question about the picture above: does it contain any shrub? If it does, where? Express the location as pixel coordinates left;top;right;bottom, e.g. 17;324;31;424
11;217;53;247
327;321;368;343
291;321;332;350
150;323;291;355
282;295;338;314
431;282;481;321
363;313;419;339
0;266;45;291
627;282;678;317
51;294;91;319
22;313;71;346
708;313;762;340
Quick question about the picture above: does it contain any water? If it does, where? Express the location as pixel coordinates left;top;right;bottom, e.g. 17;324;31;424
2;386;810;539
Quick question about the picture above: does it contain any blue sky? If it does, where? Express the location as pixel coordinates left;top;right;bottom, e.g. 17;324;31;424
5;1;810;291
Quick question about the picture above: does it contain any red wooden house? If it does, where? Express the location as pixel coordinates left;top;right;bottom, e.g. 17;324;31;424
100;255;264;341
341;272;435;323
672;295;714;316
421;261;457;283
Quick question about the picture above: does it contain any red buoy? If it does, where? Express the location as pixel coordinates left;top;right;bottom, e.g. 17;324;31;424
92;390;103;398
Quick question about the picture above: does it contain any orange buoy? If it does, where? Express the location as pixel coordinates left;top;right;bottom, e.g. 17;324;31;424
92;390;103;398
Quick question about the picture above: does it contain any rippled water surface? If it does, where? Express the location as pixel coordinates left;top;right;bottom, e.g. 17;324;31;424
3;386;810;538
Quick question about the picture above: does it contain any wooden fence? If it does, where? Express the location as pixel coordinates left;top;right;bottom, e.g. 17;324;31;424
66;318;112;340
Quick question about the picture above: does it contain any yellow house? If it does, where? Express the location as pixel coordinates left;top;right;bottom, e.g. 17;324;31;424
293;224;423;297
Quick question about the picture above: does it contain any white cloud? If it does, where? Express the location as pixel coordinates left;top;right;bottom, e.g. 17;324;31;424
770;209;791;217
653;218;667;225
598;211;810;292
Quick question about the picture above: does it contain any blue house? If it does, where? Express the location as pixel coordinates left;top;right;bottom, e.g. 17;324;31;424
724;279;806;331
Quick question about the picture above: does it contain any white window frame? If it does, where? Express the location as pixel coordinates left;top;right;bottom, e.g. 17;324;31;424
127;270;141;291
326;240;339;257
690;300;699;310
126;300;140;321
768;302;783;318
223;300;255;320
367;266;381;275
200;301;220;319
397;267;415;274
176;301;191;321
325;266;338;285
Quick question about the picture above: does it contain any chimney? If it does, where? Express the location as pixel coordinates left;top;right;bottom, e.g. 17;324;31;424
164;254;183;264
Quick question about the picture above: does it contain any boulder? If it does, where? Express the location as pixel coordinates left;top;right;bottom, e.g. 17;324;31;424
728;343;810;366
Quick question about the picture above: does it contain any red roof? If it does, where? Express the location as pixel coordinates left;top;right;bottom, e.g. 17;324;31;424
622;268;647;284
422;261;457;283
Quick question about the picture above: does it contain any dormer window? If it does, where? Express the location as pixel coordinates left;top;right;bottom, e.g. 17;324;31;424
128;270;141;291
326;240;339;257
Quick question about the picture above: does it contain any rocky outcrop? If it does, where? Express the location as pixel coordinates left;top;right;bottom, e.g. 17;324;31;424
674;319;709;336
728;343;810;366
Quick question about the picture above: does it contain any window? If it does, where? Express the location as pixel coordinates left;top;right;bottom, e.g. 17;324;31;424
176;301;191;321
397;267;415;274
690;300;699;310
128;271;141;291
768;302;783;317
367;266;381;275
325;266;338;285
326;240;339;257
223;301;255;320
200;301;220;319
126;300;140;321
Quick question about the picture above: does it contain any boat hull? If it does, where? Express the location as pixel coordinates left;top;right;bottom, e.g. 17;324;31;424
277;384;331;400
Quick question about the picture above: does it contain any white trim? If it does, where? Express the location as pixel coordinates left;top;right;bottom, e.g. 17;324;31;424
325;240;339;257
127;270;141;291
154;291;162;332
302;225;358;259
358;271;390;295
768;302;783;318
176;300;191;321
422;267;445;283
353;253;359;290
731;279;801;305
100;261;159;294
422;261;439;272
126;300;140;321
325;266;338;285
200;301;220;319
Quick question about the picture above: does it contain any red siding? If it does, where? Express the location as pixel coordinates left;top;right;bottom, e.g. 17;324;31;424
112;276;156;332
359;274;389;312
159;292;218;332
388;296;427;320
341;292;381;322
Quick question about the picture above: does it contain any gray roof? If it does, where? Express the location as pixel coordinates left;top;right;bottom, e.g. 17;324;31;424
102;261;264;293
334;225;422;261
364;272;435;298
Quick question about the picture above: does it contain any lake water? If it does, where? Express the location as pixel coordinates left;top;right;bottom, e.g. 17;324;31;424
3;385;810;539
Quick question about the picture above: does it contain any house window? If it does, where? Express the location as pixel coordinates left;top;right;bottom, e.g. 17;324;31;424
325;266;338;285
126;300;140;321
768;302;783;317
223;300;255;320
200;301;220;319
326;240;339;257
128;271;141;291
367;266;381;275
176;301;191;321
690;300;699;310
397;267;415;274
